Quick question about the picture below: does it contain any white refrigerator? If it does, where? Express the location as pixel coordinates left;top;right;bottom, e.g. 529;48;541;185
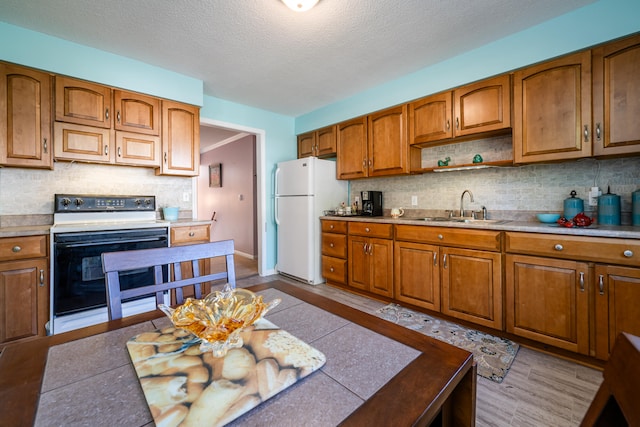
275;157;348;284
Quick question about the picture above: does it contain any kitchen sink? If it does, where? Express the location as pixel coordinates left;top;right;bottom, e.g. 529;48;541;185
421;217;510;225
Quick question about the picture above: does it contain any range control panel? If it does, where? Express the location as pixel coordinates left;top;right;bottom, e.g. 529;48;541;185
54;194;156;212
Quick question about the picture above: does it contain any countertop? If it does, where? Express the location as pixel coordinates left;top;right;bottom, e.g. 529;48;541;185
321;215;640;239
0;219;213;238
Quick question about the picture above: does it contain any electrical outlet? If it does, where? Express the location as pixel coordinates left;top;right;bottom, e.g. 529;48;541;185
411;195;418;206
588;187;601;207
183;192;190;202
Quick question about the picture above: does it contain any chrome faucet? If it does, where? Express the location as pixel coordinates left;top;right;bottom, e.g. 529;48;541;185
460;189;474;217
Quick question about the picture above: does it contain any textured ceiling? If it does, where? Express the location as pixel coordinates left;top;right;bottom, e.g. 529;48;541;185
1;0;594;117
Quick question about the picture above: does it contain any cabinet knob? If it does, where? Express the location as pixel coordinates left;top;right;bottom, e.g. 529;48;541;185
12;245;21;253
438;234;443;240
189;232;195;237
554;244;563;251
623;250;633;258
365;227;370;232
330;243;334;248
330;267;334;272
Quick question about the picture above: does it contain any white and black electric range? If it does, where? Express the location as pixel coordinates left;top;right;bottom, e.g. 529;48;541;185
49;194;170;334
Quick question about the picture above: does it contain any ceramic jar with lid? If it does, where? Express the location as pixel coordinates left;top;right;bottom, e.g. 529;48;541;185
633;189;640;226
598;187;621;225
563;190;584;220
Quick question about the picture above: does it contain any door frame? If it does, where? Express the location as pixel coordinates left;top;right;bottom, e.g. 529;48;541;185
197;117;267;277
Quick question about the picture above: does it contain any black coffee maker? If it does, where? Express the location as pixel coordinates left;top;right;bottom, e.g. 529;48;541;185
361;191;383;216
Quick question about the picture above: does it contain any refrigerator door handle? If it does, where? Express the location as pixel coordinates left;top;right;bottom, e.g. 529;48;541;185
274;167;281;196
274;197;280;225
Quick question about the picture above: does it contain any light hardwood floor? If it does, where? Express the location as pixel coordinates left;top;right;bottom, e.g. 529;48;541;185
235;266;603;427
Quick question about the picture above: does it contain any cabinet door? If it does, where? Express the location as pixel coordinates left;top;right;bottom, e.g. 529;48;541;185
441;247;502;330
594;264;640;360
505;254;589;354
336;117;367;179
115;131;161;167
159;100;200;176
408;92;453;145
113;90;160;136
367;105;409;177
0;258;48;343
592;34;640;157
348;235;369;291
454;74;511;137
513;51;592;163
297;131;315;158
0;64;53;169
53;122;112;163
394;241;440;311
55;76;112;128
316;125;337;157
368;238;393;297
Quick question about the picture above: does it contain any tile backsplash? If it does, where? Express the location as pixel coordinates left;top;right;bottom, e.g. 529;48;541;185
0;162;193;221
350;150;640;224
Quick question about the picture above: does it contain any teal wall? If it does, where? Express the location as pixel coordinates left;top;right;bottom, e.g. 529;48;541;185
296;0;640;133
1;0;640;273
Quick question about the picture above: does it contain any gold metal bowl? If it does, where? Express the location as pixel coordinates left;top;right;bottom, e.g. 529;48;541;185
158;284;280;357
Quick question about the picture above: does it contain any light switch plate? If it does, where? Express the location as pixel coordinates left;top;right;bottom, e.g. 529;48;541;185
411;195;418;206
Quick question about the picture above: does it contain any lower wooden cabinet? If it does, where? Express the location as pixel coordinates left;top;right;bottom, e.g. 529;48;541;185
394;241;440;311
594;264;640;360
441;247;502;330
505;254;590;355
348;235;393;297
170;223;211;298
0;235;49;344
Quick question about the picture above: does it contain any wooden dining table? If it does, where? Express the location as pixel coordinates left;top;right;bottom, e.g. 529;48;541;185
0;280;475;427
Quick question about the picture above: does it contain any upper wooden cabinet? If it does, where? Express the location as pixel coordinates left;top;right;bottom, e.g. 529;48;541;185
453;74;511;138
158;100;200;177
297;125;336;158
409;74;511;146
113;90;160;136
55;76;112;128
367;105;409;177
513;51;592;163
336;116;368;179
592;34;640;157
0;63;53;169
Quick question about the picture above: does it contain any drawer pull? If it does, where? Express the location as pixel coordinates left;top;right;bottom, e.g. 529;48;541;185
438;234;444;240
12;245;21;253
365;227;370;232
554;244;563;251
39;269;45;287
330;224;334;229
623;250;633;258
579;272;585;292
330;267;334;272
598;274;605;295
329;243;334;248
189;232;195;237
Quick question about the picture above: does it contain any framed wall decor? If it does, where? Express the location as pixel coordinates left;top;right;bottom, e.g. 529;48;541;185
209;163;222;187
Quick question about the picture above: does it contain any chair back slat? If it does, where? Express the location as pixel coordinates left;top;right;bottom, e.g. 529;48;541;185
102;240;236;321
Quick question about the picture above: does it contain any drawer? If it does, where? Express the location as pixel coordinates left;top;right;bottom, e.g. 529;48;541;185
171;224;211;245
395;225;501;251
322;255;347;285
322;220;347;234
0;235;47;261
348;222;393;239
505;232;640;267
322;233;347;258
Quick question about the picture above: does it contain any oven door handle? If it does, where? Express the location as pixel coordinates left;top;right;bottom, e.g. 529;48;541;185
55;237;167;248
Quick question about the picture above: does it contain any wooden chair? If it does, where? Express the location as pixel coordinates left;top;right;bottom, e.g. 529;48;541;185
102;240;236;320
580;332;640;427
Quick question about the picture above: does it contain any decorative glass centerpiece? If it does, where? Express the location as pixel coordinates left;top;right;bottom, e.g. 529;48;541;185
158;284;281;357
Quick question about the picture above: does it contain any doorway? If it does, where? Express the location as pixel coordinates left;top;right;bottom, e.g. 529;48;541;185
196;118;266;277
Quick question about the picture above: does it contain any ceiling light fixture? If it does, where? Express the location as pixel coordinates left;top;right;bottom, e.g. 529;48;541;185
282;0;319;12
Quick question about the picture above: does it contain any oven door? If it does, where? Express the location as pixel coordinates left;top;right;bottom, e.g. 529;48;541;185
53;227;168;317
